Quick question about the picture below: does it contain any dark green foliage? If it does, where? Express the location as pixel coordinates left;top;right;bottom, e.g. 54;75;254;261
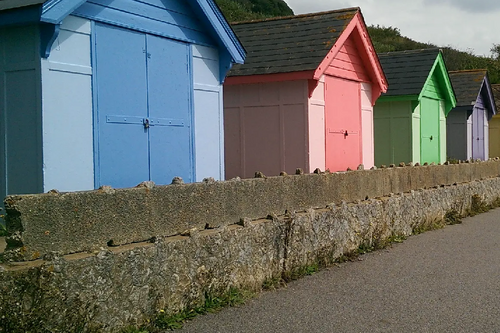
215;0;293;22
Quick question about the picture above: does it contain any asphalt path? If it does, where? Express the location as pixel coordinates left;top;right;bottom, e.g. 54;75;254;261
180;208;500;333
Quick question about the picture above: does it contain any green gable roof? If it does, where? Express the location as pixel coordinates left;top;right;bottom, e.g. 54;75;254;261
378;48;439;97
378;48;456;112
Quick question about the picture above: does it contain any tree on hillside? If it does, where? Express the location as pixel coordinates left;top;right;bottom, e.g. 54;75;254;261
216;0;293;22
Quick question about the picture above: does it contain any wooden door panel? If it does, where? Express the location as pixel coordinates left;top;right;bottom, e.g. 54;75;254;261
420;98;440;164
94;23;150;188
325;77;361;172
147;35;192;184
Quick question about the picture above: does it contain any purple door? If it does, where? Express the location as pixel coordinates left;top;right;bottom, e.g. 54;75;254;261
472;106;485;160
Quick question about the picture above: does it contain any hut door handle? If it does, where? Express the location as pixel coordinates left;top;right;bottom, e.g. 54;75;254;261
143;118;150;129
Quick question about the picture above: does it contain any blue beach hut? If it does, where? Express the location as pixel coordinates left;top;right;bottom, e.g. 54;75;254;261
0;0;245;200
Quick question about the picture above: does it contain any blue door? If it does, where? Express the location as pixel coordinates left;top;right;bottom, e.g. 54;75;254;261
94;24;193;188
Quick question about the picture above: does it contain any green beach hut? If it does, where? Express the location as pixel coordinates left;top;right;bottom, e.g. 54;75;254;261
374;49;456;166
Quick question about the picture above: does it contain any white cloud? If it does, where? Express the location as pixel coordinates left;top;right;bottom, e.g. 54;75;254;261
285;0;500;56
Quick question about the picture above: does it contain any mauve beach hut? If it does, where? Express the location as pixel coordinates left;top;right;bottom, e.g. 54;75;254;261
447;70;496;161
223;8;387;179
374;49;456;166
0;0;245;200
489;84;500;158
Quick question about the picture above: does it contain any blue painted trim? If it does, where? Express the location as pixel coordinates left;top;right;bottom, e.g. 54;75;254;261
219;49;233;83
0;5;42;27
72;2;216;48
90;20;100;189
188;44;196;182
41;0;87;24
39;23;60;58
189;0;245;65
481;74;497;118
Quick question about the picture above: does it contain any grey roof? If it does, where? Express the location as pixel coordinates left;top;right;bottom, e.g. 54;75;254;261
228;8;359;77
448;70;487;106
378;48;441;96
491;84;500;113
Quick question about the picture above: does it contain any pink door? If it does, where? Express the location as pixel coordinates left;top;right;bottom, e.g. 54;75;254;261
325;76;361;172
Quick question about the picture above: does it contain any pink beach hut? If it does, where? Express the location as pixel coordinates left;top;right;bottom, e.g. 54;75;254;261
224;8;388;179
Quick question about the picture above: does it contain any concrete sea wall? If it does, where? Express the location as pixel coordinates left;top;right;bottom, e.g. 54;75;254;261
1;161;500;331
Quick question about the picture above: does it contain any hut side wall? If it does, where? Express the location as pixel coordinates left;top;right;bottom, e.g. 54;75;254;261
489;115;500;158
308;77;326;172
224;80;309;179
0;24;43;201
192;45;224;181
41;15;94;193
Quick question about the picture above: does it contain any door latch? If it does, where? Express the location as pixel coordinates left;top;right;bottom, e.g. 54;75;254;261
143;118;150;129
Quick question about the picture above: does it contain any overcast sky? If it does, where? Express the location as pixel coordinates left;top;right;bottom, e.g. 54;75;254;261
285;0;500;57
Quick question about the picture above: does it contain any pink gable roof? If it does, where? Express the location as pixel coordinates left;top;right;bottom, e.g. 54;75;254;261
314;11;387;104
226;8;387;104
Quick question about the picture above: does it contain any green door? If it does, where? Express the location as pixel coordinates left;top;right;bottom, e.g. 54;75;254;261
420;97;440;163
374;101;412;166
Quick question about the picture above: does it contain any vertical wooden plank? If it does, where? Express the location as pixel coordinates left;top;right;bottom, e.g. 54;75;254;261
484;107;489;160
192;45;223;181
94;23;149;188
224;80;308;178
242;105;281;178
489;116;500;158
360;83;373;168
0;25;43;200
325;76;361;172
374;101;392;166
446;110;468;161
41;15;94;192
420;97;440;164
439;100;447;163
411;101;421;164
308;77;325;172
147;34;193;184
472;106;485;160
283;103;307;173
374;100;412;166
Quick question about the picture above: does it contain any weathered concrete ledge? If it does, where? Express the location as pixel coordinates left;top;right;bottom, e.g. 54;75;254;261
4;160;500;261
1;177;499;332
